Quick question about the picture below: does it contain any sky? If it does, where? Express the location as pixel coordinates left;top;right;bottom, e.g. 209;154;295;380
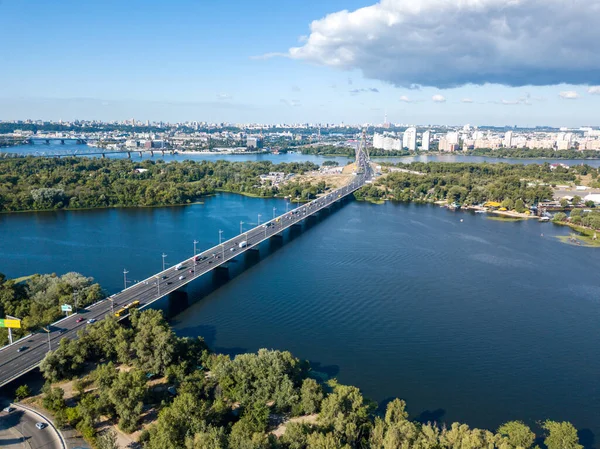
1;0;600;127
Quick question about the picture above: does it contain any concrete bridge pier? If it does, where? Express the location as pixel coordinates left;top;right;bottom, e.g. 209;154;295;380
60;139;65;145
45;139;50;145
127;151;131;158
150;150;154;157
212;265;231;286
138;151;143;157
161;150;165;156
101;153;106;158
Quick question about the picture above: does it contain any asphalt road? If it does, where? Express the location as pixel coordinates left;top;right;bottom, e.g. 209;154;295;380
0;405;63;449
0;165;369;388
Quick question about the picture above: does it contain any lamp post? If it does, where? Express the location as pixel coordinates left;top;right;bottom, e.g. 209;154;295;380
123;269;129;290
162;253;167;271
273;207;276;219
193;240;199;275
219;229;224;259
240;221;244;235
258;214;261;226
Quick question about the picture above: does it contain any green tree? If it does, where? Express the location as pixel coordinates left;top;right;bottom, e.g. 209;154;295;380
497;421;536;449
130;309;176;375
560;198;570;208
96;429;119;449
300;378;323;415
572;195;582;206
15;384;31;401
542;421;582;449
552;212;568;223
514;199;526;213
186;426;228;449
107;369;147;433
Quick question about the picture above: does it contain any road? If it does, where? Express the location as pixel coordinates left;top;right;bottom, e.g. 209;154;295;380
0;405;64;449
0;167;370;388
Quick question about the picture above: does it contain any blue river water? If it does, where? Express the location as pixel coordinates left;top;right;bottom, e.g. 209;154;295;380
1;193;599;441
5;140;600;167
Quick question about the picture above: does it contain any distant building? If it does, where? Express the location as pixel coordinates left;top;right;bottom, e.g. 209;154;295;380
373;132;401;151
503;131;513;148
403;127;417;151
421;130;431;151
246;136;263;149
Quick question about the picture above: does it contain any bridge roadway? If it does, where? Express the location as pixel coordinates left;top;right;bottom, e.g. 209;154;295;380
0;172;368;388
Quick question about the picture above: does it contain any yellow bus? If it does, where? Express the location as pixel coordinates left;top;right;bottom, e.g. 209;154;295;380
114;308;126;317
115;300;141;317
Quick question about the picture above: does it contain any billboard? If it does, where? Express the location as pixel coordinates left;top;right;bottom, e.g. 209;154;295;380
61;304;73;312
0;318;21;329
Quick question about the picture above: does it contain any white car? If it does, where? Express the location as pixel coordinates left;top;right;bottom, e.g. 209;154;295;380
178;275;185;280
86;318;96;324
35;422;46;430
3;406;14;413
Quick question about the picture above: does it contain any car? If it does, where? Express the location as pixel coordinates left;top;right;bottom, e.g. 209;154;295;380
3;406;15;413
76;317;84;323
208;260;213;264
161;275;167;280
178;275;185;280
59;329;66;334
87;318;96;324
167;281;173;285
17;346;27;353
35;422;46;430
230;247;235;252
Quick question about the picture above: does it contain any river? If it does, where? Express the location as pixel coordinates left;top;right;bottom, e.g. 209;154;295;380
1;194;599;441
5;141;600;167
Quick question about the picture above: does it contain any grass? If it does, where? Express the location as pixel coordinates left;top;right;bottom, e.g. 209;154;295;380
486;216;528;222
553;222;600;247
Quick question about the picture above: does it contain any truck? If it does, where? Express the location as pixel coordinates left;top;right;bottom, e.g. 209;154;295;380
239;241;247;248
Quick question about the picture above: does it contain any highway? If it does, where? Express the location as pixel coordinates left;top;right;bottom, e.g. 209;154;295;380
0;153;371;388
0;405;64;449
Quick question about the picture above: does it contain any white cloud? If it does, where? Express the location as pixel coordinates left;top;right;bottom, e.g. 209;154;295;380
287;0;600;88
461;98;473;103
432;94;446;103
280;99;301;107
350;88;379;95
559;91;579;99
399;95;411;102
588;86;600;95
216;93;232;100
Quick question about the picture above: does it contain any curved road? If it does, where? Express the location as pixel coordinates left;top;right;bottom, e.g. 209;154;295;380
0;405;63;449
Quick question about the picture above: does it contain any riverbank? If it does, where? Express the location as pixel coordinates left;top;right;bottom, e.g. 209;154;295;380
553;222;600;247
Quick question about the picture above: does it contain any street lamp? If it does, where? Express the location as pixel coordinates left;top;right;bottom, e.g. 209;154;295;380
72;291;78;314
240;221;244;234
258;214;261;226
273;207;277;219
219;229;223;244
219;229;225;259
193;240;199;275
162;253;167;271
123;269;129;290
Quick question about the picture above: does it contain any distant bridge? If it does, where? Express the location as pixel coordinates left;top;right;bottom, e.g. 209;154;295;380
0;148;175;159
0;133;372;388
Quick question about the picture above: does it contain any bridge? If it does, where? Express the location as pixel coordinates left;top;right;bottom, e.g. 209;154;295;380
0;134;372;388
0;147;175;159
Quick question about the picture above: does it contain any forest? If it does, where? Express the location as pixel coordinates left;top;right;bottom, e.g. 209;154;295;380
0;272;103;345
0;158;323;212
30;308;584;449
355;162;590;206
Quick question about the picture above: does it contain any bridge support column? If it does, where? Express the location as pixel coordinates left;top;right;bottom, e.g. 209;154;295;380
45;139;50;145
139;151;143;157
60;139;65;145
162;150;165;156
102;153;106;158
150;150;154;157
127;152;131;158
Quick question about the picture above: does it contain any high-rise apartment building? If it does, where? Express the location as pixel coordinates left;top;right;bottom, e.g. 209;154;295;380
403;127;417;151
422;130;431;151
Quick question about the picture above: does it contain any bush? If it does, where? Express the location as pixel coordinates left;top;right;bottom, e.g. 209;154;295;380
15;384;31;401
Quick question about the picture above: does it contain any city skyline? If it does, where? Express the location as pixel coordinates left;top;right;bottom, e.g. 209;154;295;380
1;0;600;126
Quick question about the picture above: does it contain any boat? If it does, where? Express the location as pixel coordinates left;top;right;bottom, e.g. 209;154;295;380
539;216;550;222
474;210;487;214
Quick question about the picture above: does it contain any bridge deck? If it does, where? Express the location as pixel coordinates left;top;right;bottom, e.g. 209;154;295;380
0;174;366;388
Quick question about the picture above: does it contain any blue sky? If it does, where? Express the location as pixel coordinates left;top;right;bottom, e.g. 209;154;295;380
1;0;599;126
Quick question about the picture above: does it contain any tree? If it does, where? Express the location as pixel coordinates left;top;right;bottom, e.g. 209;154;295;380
585;200;595;208
300;378;323;415
572;195;582;206
186;426;228;449
552;212;568;223
106;369;147;433
560;198;570;208
96;429;119;449
542;421;582;449
319;381;372;447
497;421;535;449
130;309;176;375
15;384;31;401
514;199;526;213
